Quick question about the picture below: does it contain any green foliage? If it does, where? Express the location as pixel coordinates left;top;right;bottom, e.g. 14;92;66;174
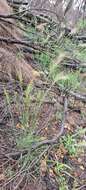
4;89;15;128
59;176;68;190
49;63;61;80
4;83;45;150
16;86;46;150
20;83;33;128
4;19;85;186
77;18;86;30
16;84;44;130
75;48;86;62
24;26;38;41
61;37;86;63
56;161;71;174
4;88;11;105
63;38;77;53
5;166;15;178
49;63;80;90
55;111;63;121
16;51;23;59
81;110;86;120
73;128;86;137
34;52;51;69
57;71;80;90
24;25;49;44
55;161;71;190
61;135;77;155
17;133;40;149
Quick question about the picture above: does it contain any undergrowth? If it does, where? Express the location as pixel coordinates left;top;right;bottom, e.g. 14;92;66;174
4;79;86;189
3;17;86;189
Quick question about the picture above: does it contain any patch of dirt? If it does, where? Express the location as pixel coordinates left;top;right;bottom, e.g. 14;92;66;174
0;0;12;15
0;47;39;83
0;0;40;83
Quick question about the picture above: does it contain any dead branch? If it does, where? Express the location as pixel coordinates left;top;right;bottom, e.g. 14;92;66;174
77;184;86;190
0;36;43;51
75;35;86;42
61;62;86;69
69;91;86;103
2;146;50;189
35;82;86;103
0;13;32;23
7;0;28;5
68;34;86;43
13;173;26;190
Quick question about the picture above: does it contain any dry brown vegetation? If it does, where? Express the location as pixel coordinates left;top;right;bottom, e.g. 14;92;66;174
0;0;39;83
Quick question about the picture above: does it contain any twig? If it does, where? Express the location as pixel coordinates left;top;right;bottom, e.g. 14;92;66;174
7;0;28;5
13;173;26;190
0;7;61;23
2;146;50;188
69;91;86;103
32;96;67;148
0;14;32;23
35;82;86;103
61;62;86;69
68;34;86;42
74;35;86;42
77;184;86;190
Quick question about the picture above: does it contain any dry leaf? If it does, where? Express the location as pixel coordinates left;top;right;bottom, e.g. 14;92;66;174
16;123;24;129
78;158;82;163
32;70;40;78
80;165;84;170
36;23;47;32
64;123;73;132
0;174;5;182
49;169;54;177
60;144;68;155
40;159;47;176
